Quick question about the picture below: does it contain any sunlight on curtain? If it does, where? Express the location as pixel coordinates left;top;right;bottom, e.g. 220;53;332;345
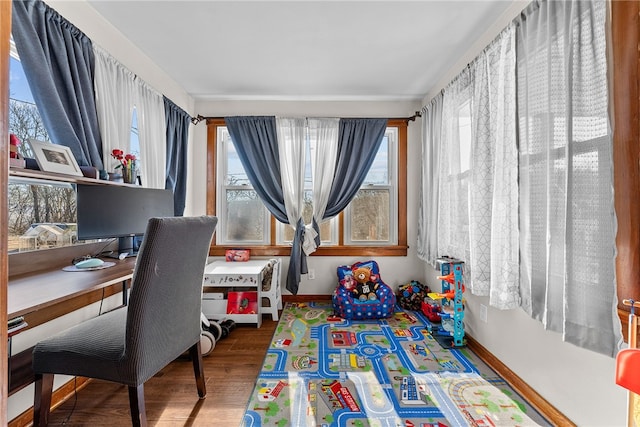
437;68;473;280
417;92;443;266
93;45;136;172
135;79;166;189
469;24;519;309
276;117;306;241
435;24;519;309
308;118;339;252
517;0;622;356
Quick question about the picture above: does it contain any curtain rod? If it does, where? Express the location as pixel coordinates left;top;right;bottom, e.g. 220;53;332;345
190;111;422;125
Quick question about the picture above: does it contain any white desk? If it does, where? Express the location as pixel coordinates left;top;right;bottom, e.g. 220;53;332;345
202;259;271;328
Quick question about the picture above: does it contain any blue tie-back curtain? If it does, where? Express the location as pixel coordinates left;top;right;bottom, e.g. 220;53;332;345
226;116;387;295
164;96;191;216
308;118;388;253
224;116;288;222
324;118;387;218
12;0;104;169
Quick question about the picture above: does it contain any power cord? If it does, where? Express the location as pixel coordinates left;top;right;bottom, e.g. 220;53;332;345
58;289;106;423
59;377;78;425
98;287;105;316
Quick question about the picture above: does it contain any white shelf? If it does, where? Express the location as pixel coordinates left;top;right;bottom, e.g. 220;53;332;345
9;167;138;187
201;259;271;328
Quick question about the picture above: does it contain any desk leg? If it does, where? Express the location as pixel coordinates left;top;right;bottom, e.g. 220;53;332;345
7;337;11;389
257;272;262;328
123;279;129;306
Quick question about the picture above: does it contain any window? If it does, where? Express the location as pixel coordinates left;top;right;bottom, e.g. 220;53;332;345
216;126;270;244
207;119;407;256
8;178;77;253
344;128;397;245
9;37;46;158
8;38;80;253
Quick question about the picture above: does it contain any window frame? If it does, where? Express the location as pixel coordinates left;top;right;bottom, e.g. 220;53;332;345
206;118;408;257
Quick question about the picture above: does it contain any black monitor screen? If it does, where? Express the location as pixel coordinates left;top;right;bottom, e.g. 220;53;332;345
77;184;174;256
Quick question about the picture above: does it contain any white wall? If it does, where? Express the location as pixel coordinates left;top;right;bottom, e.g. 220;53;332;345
188;100;426;295
420;1;627;425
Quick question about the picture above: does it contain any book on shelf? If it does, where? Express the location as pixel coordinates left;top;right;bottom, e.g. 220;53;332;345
8;316;28;336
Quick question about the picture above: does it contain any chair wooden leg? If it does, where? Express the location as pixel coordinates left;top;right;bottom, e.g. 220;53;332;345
33;373;54;427
189;341;207;398
128;384;147;427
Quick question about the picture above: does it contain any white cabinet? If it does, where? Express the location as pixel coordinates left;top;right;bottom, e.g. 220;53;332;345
202;259;271;328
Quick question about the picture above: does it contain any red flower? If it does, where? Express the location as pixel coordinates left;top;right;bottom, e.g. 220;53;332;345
111;148;136;169
9;134;21;146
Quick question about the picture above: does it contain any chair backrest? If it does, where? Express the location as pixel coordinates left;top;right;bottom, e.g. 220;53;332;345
269;258;281;294
125;216;217;382
261;258;281;294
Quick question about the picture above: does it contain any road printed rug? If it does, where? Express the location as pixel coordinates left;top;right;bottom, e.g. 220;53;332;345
242;302;552;427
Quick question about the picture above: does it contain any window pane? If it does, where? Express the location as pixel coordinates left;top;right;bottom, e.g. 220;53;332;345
9;56;47;156
225;132;251;186
363;136;388;185
8;180;77;252
224;189;264;241
349;189;390;242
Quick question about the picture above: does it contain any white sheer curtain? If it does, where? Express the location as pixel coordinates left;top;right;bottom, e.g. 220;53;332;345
437;67;472;271
517;0;621;356
468;24;519;309
308;118;339;253
276;117;306;236
417;92;443;266
93;45;136;172
134;79;167;189
435;25;519;309
276;117;339;255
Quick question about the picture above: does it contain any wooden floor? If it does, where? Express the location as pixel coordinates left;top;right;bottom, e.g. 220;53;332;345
44;319;278;426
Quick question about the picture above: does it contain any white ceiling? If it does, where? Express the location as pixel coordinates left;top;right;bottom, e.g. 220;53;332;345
86;1;515;102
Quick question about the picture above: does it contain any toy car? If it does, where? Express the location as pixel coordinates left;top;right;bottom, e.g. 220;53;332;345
421;298;442;323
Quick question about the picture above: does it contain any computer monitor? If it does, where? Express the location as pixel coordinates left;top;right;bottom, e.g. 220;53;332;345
76;184;174;257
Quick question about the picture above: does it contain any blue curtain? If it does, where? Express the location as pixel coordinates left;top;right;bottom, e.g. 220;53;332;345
12;0;103;169
224;116;288;223
164;96;190;216
225;116;306;293
324;118;388;218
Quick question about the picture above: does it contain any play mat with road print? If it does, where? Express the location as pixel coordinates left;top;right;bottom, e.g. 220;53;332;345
242;302;551;427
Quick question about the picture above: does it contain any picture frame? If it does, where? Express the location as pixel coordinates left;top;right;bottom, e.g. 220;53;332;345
28;139;83;177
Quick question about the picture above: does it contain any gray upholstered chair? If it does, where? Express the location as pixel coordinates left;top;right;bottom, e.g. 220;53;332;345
31;216;218;427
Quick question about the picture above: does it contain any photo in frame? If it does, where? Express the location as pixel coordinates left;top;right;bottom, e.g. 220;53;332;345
28;139;83;177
